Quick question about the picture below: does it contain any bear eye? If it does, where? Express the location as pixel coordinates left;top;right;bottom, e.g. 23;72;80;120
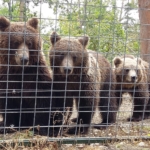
14;41;20;47
73;56;76;61
27;42;32;48
125;69;129;73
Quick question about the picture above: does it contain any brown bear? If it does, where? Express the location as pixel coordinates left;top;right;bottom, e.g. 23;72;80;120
0;16;60;136
113;55;150;121
49;32;117;134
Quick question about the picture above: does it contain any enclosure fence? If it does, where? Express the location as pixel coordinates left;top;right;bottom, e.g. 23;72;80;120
0;0;150;145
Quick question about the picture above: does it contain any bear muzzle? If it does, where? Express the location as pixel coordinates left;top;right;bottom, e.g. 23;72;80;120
127;70;138;83
15;51;29;66
60;66;73;75
60;55;73;75
63;66;73;74
15;44;29;66
126;74;138;83
20;55;29;65
131;76;137;82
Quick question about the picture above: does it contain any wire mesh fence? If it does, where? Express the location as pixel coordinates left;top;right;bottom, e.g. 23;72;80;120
0;0;150;148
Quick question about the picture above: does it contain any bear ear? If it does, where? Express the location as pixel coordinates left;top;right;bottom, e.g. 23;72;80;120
136;57;142;65
78;35;89;48
0;16;10;31
113;57;122;68
27;18;38;30
50;32;61;45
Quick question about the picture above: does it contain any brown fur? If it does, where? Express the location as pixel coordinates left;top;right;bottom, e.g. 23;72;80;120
49;32;117;134
0;17;58;136
113;55;150;121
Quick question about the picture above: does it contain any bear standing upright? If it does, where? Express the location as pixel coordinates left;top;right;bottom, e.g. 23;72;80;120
113;55;150;121
0;17;59;136
49;32;117;134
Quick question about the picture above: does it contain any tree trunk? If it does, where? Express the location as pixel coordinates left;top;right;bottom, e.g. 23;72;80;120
138;0;150;63
19;0;25;21
119;0;125;21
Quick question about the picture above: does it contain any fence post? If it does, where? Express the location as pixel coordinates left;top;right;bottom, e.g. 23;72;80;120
138;0;150;63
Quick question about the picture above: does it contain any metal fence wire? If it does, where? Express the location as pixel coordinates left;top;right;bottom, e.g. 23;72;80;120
0;0;150;144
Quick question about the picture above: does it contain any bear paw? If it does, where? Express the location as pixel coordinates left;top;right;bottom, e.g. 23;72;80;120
93;123;112;130
127;116;143;122
66;126;88;135
70;118;77;123
35;127;60;137
0;122;16;134
0;121;4;133
144;114;150;120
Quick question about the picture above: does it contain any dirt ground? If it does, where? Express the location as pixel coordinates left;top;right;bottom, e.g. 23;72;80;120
64;93;150;138
0;93;150;149
59;93;150;149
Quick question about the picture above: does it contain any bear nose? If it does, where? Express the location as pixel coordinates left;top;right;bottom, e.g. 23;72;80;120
63;67;72;74
131;76;137;82
20;56;29;65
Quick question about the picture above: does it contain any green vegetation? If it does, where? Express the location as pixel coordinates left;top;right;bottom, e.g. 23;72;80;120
0;0;140;61
58;0;139;60
0;1;36;21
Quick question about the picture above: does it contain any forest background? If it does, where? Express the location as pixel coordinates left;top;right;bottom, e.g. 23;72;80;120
0;0;139;63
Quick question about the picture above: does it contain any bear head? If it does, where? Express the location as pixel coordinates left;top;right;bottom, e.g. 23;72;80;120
0;16;41;66
113;55;143;84
49;32;89;76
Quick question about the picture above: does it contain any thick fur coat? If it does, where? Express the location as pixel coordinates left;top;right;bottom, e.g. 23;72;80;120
113;55;150;121
0;17;58;136
49;32;117;134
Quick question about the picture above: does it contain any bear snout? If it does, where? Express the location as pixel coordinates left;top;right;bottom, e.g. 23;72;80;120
130;70;137;82
126;70;138;83
63;66;73;75
131;75;137;82
15;43;29;66
15;52;29;66
20;55;29;65
60;55;74;75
